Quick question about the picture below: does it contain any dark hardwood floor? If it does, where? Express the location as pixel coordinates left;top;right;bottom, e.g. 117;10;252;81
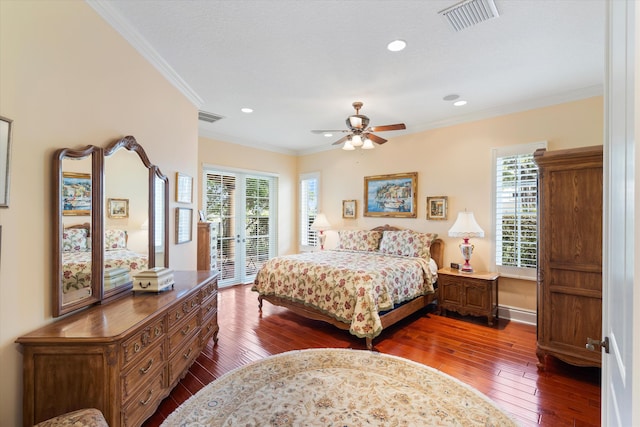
143;284;601;426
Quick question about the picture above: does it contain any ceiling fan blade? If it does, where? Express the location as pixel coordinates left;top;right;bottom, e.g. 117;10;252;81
367;133;387;144
311;129;348;134
331;135;350;145
370;123;406;132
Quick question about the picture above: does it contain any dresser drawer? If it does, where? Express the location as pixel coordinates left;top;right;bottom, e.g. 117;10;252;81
200;314;219;347
200;293;217;321
120;316;166;368
168;332;200;386
121;367;167;427
167;293;199;330
168;310;199;355
200;279;217;301
120;341;166;404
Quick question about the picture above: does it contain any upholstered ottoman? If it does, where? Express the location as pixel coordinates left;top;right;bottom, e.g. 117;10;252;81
34;408;108;427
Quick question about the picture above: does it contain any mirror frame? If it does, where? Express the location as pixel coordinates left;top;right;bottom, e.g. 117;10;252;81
53;136;169;317
53;145;103;317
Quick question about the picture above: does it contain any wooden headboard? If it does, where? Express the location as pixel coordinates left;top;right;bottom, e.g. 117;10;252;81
371;224;444;269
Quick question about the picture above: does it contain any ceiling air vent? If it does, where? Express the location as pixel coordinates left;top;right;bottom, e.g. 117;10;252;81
198;110;224;123
439;0;499;32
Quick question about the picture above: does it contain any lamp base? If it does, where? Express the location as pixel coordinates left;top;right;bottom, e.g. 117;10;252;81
459;237;475;273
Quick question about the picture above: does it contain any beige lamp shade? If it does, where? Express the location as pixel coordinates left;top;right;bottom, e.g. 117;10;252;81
310;213;331;231
448;211;485;238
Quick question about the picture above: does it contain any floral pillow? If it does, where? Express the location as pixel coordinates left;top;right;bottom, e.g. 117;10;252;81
337;230;383;252
105;229;127;251
379;230;437;258
62;228;88;252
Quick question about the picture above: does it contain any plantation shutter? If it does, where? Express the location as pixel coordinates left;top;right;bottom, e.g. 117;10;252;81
492;141;547;279
300;173;319;249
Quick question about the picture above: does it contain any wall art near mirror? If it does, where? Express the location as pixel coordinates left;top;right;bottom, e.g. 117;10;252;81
107;198;129;218
176;172;193;203
176;207;193;244
0;116;12;208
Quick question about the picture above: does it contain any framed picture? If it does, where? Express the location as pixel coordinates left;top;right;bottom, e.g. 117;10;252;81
0;116;12;208
62;172;91;216
364;172;417;218
342;200;357;218
427;196;448;220
176;172;193;203
175;207;193;244
108;198;129;218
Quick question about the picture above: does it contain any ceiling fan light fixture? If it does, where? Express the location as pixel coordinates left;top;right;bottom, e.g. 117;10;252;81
351;134;363;147
342;140;355;151
362;138;375;150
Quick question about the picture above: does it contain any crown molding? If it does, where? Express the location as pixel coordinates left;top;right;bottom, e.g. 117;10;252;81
86;0;204;108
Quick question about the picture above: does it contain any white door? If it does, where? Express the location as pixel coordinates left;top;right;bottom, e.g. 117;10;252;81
601;1;637;425
203;170;277;287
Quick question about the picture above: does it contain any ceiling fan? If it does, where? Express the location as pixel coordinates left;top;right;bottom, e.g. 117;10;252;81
311;102;406;150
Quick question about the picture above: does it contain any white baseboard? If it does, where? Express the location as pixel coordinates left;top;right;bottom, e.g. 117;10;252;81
497;305;537;326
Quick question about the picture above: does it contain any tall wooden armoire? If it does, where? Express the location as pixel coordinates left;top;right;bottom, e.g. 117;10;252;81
533;145;603;369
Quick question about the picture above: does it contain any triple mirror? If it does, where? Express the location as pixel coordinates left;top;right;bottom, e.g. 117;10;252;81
53;136;169;317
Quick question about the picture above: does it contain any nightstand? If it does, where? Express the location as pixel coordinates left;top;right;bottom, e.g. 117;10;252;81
437;268;499;325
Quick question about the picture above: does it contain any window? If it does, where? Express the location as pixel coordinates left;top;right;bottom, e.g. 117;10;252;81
492;141;547;280
299;172;319;250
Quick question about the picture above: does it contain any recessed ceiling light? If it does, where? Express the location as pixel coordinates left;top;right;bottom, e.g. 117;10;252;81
323;133;333;137
453;100;467;107
387;39;406;52
241;107;253;113
443;94;460;101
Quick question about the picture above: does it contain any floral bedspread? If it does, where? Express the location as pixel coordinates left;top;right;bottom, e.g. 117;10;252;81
252;250;434;339
62;249;148;293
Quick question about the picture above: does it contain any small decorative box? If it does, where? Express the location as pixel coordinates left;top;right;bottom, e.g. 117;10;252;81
132;267;174;293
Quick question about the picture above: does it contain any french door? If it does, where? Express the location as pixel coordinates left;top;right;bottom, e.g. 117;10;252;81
203;169;277;287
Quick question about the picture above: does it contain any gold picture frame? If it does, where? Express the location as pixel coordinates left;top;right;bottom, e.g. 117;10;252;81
107;198;129;218
364;172;417;218
342;200;357;218
176;172;193;203
427;196;448;220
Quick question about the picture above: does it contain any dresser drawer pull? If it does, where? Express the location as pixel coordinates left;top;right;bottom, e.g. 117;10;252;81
181;324;191;336
139;358;154;374
140;389;154;405
205;305;212;312
154;326;162;337
134;342;141;353
175;312;182;321
183;347;193;359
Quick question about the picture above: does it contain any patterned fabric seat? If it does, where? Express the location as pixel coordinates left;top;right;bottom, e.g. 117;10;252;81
34;408;108;427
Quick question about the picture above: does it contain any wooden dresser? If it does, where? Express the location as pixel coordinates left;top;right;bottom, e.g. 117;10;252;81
197;222;218;271
17;270;219;427
534;146;603;369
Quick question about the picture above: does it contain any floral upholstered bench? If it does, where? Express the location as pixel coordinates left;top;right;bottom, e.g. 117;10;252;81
34;408;108;427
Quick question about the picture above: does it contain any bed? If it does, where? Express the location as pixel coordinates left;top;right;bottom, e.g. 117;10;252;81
252;225;444;349
62;224;148;304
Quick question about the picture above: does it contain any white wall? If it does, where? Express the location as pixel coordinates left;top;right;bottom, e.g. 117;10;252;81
0;2;198;425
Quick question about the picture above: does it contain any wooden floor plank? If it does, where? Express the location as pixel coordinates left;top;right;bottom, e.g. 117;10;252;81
142;283;601;426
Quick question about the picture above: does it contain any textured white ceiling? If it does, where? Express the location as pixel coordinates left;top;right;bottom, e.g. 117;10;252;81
90;0;605;155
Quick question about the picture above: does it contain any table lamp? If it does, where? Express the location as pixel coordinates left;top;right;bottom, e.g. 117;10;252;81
310;213;331;250
448;210;484;273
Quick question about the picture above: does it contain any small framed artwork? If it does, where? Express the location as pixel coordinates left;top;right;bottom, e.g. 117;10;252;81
175;207;193;244
62;172;91;216
342;200;357;218
0;116;13;208
364;172;417;218
176;172;193;203
107;198;129;218
427;196;448;220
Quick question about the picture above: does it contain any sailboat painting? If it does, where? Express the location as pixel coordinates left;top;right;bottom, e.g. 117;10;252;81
364;172;417;218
